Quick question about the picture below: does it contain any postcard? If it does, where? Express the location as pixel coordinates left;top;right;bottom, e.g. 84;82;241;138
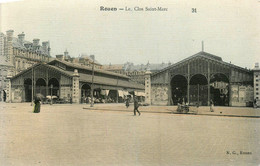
0;0;259;165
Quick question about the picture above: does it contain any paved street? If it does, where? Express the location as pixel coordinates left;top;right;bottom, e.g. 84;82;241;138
0;103;260;166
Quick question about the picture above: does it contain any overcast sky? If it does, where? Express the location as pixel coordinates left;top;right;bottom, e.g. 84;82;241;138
0;0;259;68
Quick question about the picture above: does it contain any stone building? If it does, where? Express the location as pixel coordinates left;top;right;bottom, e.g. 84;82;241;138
145;51;253;107
56;52;102;69
77;54;102;69
103;62;171;84
7;59;144;103
55;50;73;63
0;33;5;57
0;30;51;102
2;30;51;75
253;62;260;105
0;56;15;102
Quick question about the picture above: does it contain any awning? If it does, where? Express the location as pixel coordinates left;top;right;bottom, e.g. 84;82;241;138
135;91;145;96
118;90;129;97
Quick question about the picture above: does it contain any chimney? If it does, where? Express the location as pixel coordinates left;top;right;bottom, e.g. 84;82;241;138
64;49;69;57
33;38;40;46
6;30;14;41
6;30;14;37
42;41;49;52
90;55;95;61
255;63;259;69
18;32;25;43
56;54;64;61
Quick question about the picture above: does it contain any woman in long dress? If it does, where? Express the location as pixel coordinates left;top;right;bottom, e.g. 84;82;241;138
33;96;41;113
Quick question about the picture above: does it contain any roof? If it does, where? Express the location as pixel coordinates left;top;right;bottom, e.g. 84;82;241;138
152;51;251;76
102;64;124;70
10;63;73;80
49;59;130;79
103;62;171;72
10;62;144;90
11;37;49;55
62;70;144;90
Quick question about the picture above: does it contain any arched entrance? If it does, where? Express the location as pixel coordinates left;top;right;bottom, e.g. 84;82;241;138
81;83;91;103
24;78;32;102
210;73;229;106
48;78;59;97
171;75;187;105
190;74;208;106
36;78;46;97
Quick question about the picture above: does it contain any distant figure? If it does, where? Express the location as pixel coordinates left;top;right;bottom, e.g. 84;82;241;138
125;98;130;108
196;102;199;108
134;97;141;116
33;96;41;113
3;90;6;102
210;99;214;112
254;99;257;108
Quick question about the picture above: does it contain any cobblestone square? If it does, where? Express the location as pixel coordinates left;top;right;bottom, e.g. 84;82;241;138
0;103;260;166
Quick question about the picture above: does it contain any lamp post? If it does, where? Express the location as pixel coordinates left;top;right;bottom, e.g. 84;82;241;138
31;66;34;106
50;84;53;105
197;84;200;106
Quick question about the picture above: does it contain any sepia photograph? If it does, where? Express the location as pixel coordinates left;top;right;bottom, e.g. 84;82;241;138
0;0;259;165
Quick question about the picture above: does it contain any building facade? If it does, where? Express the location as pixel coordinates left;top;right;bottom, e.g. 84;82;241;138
3;30;51;75
102;62;171;84
56;51;102;69
0;33;5;57
0;30;52;102
145;51;254;107
0;56;15;102
253;63;260;105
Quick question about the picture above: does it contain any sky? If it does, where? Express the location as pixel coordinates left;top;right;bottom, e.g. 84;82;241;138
0;0;259;68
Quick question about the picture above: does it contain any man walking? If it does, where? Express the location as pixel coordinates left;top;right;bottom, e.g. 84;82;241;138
134;97;141;116
210;99;214;112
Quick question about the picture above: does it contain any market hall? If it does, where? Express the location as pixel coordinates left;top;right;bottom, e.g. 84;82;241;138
145;51;253;107
6;59;144;104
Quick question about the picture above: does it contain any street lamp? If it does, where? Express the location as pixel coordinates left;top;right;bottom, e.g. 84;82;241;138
90;60;94;107
197;84;200;106
31;66;34;106
50;84;53;105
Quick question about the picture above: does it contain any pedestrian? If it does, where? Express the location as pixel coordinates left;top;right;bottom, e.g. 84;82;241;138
134;97;141;116
254;98;257;108
210;99;214;112
33;96;41;113
125;98;130;108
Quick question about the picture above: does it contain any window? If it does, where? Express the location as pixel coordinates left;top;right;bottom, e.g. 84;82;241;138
256;92;259;95
257;84;259;86
257;88;259;91
256;75;258;77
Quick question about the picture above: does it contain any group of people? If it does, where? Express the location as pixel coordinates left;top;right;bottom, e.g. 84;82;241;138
33;95;141;116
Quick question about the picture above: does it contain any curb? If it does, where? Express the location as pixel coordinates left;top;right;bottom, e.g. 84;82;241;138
197;113;260;118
